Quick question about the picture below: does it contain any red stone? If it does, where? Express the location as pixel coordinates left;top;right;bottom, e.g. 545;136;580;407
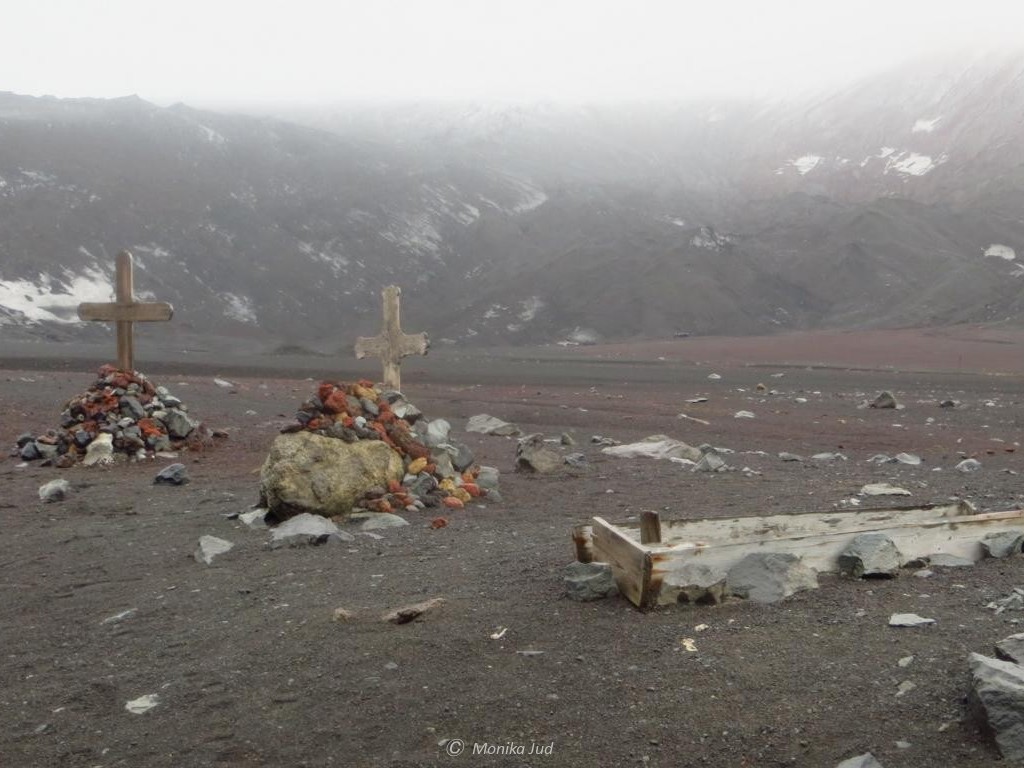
430;517;448;529
442;496;464;510
322;389;349;414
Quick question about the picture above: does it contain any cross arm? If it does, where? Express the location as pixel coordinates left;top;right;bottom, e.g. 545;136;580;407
77;302;174;323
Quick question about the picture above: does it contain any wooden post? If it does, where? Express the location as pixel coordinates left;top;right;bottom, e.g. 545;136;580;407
77;250;174;371
640;511;662;545
354;285;429;391
572;524;594;563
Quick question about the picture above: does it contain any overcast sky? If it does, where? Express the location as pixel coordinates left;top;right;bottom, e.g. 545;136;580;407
4;0;1023;107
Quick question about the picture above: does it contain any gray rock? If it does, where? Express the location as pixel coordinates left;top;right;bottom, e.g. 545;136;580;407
515;434;563;474
956;458;982;473
836;754;884;768
16;432;35;448
160;408;199;439
82;433;114;466
870;391;900;409
778;452;803;462
451;443;475;472
359;398;379;417
560;433;576;446
423;418;451;447
812;452;847;462
120;396;146;420
269;513;355;548
466;414;520;437
360;513;409;531
73;430;94;449
726;553;819;603
894;452;922;465
928;553;974;567
939;399;959;408
692;451;727;473
408;472;439;498
969;652;1024;761
36;442;60;460
259;432;403;520
20;441;41;461
239;508;268;528
154;463;190;486
390;400;422;424
590;435;619;447
194;535;233;564
476;466;500;491
564;452;589;468
430;449;456;479
995;633;1024;664
662;563;728;605
889;613;935;627
983;532;1024;559
563;561;619;601
38;478;71;503
838;534;902;578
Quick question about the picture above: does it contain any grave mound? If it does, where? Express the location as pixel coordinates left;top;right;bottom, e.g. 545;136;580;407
12;364;209;467
278;379;494;513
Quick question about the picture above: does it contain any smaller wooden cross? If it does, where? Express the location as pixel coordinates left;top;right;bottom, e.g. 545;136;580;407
355;285;429;391
77;250;174;372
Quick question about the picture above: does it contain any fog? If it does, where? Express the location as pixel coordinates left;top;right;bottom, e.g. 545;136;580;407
4;0;1023;106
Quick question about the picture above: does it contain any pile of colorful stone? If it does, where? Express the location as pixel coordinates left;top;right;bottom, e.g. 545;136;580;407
284;379;498;512
12;364;207;467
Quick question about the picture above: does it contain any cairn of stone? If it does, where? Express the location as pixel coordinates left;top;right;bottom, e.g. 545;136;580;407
282;379;493;512
13;364;207;467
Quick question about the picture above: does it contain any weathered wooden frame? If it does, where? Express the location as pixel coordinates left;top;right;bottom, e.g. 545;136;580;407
577;502;1024;609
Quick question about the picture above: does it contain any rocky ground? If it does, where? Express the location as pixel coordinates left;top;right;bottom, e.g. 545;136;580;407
3;332;1024;768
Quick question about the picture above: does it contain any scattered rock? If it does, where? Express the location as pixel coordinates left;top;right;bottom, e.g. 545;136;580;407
601;436;701;462
896;680;917;697
778;452;803;462
154;463;190;486
269;512;354;548
194;535;233;564
563;561;619;601
928;553;974;568
983;532;1024;559
870;391;900;409
995;634;1024;664
726;553;819;604
939;399;959;409
563;452;589;468
734;410;755;419
898;655;915;668
38;478;71;503
560;433;575;446
969;652;1024;761
836;753;884;768
359;513;409;531
707;373;721;380
590;435;620;447
692;451;728;473
125;694;160;715
956;458;982;473
894;453;922;465
332;607;355;622
988;590;1024;614
423;419;451;447
515;433;563;474
239;508;268;528
662;563;729;606
889;613;935;627
812;452;847;462
860;483;912;497
466;414;520;436
382;597;445;624
838;534;902;578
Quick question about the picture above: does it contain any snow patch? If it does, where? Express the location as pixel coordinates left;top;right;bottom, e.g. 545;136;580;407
518;296;544;322
221;293;258;324
984;244;1016;261
0;267;111;324
198;124;226;144
888;152;937;176
791;155;822;175
690;226;730;251
912;117;941;133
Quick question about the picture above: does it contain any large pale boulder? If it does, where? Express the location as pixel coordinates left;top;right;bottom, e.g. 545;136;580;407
259;432;403;521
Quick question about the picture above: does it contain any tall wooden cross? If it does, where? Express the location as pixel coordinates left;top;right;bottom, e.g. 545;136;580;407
354;285;429;391
77;250;174;372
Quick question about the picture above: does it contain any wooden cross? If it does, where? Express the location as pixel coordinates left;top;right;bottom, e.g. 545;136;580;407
355;285;429;391
77;250;174;372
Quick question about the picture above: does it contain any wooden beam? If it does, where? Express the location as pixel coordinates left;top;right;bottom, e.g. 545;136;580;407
77;303;174;322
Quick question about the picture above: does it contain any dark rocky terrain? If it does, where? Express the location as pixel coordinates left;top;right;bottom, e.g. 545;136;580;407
3;334;1024;767
2;51;1024;349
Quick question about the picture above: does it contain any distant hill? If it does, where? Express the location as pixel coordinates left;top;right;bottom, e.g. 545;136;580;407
2;50;1024;348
